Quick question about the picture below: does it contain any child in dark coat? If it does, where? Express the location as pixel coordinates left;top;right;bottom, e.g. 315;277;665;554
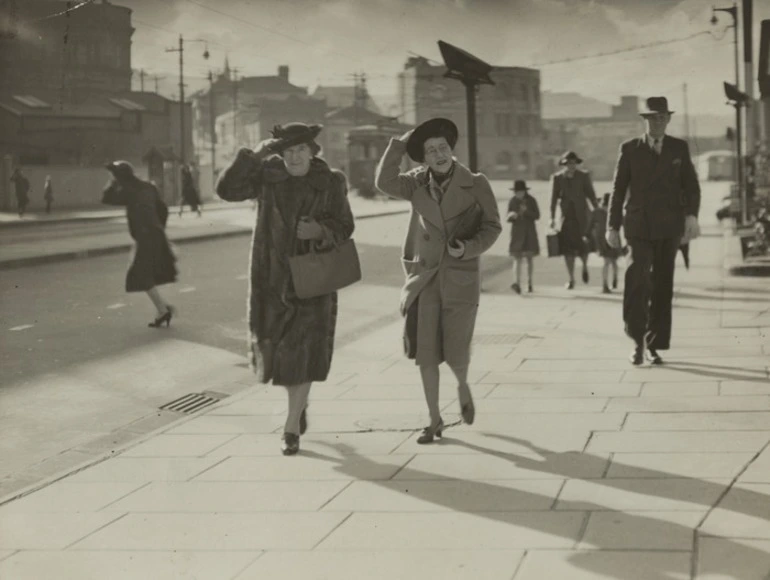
507;180;540;294
586;193;622;293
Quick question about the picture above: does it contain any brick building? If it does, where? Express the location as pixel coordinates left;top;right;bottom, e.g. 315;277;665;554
399;57;543;180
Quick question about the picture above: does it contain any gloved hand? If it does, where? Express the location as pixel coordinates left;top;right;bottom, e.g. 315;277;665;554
681;215;701;244
297;217;325;240
605;228;622;249
447;239;465;258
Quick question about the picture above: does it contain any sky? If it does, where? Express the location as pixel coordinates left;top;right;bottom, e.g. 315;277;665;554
116;0;770;117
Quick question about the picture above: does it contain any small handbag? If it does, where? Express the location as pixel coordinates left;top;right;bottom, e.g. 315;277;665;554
288;237;362;299
546;232;561;257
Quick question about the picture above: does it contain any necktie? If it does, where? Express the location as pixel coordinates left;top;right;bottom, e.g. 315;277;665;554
652;138;662;155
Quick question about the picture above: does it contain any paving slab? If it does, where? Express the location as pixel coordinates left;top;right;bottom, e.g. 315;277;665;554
606;452;754;479
0;513;123;550
696;537;770;580
579;510;704;550
587;431;770;453
514;550;690;580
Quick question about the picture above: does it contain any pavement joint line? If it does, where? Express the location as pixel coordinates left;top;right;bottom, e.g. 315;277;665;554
62;511;130;551
573;511;593;549
316;480;355;511
311;511;354;551
96;480;152;511
186;455;232;483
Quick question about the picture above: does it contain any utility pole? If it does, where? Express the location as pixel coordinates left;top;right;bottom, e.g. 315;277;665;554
682;83;690;143
743;0;755;156
140;69;145;92
166;35;187;172
208;71;217;191
231;68;239;156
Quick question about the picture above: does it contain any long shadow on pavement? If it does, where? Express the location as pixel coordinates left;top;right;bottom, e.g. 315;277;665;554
307;439;770;580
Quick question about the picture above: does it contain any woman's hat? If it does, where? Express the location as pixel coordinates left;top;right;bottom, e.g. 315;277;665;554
406;117;459;162
105;160;135;180
510;179;529;192
559;150;583;165
639;96;674;116
269;122;323;152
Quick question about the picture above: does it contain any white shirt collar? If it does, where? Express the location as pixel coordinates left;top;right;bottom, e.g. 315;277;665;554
646;133;665;146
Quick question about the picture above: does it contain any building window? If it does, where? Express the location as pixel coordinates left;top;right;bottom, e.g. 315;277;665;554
518;115;530;136
495;151;512;168
520;84;529;105
495;113;512;136
532;87;539;109
495;83;511;99
519;151;530;172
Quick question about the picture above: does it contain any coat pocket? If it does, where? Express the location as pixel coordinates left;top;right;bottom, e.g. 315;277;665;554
443;267;480;304
401;257;422;277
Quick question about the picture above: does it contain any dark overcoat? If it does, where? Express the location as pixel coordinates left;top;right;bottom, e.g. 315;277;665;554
507;193;540;256
181;171;201;210
216;148;354;386
102;177;177;292
608;134;701;240
550;169;598;254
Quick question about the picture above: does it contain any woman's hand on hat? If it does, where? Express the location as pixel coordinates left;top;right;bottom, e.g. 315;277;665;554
254;138;281;155
297;217;324;240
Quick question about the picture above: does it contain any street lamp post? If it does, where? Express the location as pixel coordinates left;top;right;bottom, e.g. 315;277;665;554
712;4;746;224
166;36;209;201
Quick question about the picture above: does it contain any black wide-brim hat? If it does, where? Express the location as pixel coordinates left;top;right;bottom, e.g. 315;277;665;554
509;179;529;192
105;160;136;180
269;122;323;152
406;117;459;163
640;96;674;116
559;150;583;165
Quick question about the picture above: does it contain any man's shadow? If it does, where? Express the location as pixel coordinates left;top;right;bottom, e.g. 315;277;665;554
657;361;769;383
306;438;770;580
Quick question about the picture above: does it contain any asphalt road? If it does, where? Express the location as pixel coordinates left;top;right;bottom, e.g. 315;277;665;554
0;181;727;492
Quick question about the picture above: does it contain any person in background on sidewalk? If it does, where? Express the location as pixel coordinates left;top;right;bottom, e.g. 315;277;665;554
507;179;540;294
179;164;203;217
550;150;599;290
10;167;30;217
102;161;177;328
216;122;354;456
606;96;701;366
44;175;53;214
375;117;502;444
586;193;622;294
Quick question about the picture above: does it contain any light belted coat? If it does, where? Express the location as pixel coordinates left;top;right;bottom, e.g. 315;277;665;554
375;138;502;316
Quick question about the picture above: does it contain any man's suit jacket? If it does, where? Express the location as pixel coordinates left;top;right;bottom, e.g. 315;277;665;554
608;134;700;240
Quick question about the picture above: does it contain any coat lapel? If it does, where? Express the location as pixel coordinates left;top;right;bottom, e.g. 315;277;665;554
649;135;673;185
440;163;476;221
411;183;445;231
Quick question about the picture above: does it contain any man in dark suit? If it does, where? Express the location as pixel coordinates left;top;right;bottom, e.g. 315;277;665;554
606;96;701;365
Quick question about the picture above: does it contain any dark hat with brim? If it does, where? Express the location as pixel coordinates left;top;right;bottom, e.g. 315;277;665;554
559;150;583;165
640;96;674;116
510;179;529;192
105;160;136;179
406;117;459;162
268;123;323;152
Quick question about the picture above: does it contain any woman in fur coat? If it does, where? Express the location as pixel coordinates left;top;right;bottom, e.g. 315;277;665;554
216;123;354;456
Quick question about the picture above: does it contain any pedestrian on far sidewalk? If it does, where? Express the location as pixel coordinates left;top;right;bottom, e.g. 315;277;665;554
10;167;30;217
549;151;599;289
606;96;701;366
375;117;502;444
216;122;354;456
102;161;177;328
179;164;202;217
586;193;622;293
44;175;54;213
507;179;540;294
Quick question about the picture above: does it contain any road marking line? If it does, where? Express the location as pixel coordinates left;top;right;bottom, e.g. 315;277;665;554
179;286;197;293
10;324;34;331
107;303;126;310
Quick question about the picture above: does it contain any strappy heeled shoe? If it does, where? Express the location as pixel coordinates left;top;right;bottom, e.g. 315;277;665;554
148;306;174;328
458;386;476;425
416;419;444;444
281;433;300;456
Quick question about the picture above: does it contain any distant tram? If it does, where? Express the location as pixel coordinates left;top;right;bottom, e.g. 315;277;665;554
347;121;414;198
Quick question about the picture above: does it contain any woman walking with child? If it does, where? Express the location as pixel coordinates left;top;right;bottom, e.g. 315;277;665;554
587;193;622;293
507;180;540;294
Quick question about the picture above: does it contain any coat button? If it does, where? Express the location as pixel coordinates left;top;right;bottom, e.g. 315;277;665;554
423;233;430;241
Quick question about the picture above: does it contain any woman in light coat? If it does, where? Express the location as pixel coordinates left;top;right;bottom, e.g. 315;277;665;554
216;123;354;456
375;118;502;444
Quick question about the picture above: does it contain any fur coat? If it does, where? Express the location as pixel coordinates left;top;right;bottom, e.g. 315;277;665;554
216;148;354;386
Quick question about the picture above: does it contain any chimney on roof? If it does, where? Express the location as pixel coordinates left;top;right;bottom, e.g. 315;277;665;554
278;66;289;82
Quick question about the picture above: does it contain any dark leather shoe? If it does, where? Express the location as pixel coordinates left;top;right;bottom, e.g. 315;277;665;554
565;280;575;290
417;419;444;444
602;284;611;294
629;346;643;366
281;433;300;456
645;349;663;365
582;268;589;284
511;282;521;294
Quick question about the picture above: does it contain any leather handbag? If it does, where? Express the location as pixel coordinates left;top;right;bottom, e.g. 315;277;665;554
546;232;561;257
289;238;362;299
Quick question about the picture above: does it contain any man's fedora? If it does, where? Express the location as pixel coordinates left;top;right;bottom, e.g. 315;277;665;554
268;122;323;152
406;117;459;162
105;160;136;180
558;150;583;165
639;96;674;116
510;179;530;192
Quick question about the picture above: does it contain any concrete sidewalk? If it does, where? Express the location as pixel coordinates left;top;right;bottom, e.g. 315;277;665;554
0;237;768;579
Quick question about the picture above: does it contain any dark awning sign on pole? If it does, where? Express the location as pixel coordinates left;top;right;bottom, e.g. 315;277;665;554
437;41;495;173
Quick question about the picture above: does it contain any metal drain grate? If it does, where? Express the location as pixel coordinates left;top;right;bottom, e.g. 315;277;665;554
160;392;228;414
472;333;525;345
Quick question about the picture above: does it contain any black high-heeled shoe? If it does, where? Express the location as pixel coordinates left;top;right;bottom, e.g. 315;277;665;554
458;386;475;425
281;433;300;455
416;419;444;444
299;408;308;435
148;306;174;328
